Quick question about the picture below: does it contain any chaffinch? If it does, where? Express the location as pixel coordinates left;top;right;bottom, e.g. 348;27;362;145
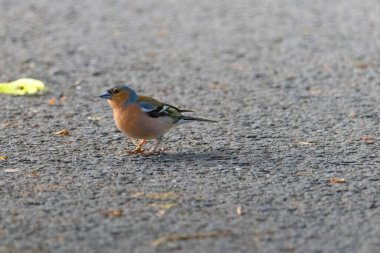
100;85;217;155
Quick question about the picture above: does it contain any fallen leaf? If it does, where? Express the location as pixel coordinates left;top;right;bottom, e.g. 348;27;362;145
100;208;124;218
58;96;67;105
112;29;121;37
26;170;39;178
329;177;347;184
49;97;56;105
4;169;20;173
285;245;296;252
157;30;168;37
354;62;374;69
236;205;243;216
307;87;321;95
362;136;375;144
50;95;67;106
0;155;8;160
54;129;70;136
348;112;357;119
0;78;46;95
145;51;159;57
286;76;296;81
153;230;230;247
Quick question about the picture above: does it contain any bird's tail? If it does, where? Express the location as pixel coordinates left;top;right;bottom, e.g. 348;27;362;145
180;115;218;123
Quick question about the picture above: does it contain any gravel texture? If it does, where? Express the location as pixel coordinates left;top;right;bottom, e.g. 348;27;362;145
1;0;380;252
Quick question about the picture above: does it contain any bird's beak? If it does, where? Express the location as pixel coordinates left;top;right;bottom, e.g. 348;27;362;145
99;91;112;100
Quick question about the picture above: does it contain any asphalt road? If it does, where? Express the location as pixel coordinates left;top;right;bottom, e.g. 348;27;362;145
1;0;379;252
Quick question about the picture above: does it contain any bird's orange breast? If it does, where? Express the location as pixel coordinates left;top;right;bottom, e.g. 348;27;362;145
112;104;174;140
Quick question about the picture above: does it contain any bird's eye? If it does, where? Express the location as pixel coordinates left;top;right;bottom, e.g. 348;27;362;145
113;89;120;94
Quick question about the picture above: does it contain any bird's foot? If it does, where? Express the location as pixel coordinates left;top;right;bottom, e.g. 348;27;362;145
127;148;145;155
127;139;148;155
142;147;167;156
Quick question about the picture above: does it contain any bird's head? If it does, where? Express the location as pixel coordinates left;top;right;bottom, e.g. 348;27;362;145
100;85;138;107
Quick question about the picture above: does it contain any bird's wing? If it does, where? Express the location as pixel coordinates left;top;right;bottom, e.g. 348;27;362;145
138;96;183;118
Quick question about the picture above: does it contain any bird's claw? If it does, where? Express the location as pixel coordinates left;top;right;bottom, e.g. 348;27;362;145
127;148;145;155
142;147;168;156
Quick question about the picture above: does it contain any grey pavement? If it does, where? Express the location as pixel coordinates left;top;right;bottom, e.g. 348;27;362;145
0;0;379;252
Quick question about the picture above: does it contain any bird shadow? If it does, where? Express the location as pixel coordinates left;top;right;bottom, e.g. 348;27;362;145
124;146;239;165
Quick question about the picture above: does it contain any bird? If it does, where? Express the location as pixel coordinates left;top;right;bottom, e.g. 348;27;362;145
100;85;217;155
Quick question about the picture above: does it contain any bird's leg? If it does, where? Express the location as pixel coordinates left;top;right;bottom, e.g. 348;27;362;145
130;138;140;146
127;139;147;155
135;139;147;151
143;136;165;156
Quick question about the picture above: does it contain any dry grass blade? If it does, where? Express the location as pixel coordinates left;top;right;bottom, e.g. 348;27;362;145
157;30;168;37
131;192;182;200
208;82;229;91
329;177;347;184
34;184;64;192
354;62;374;69
295;140;316;145
296;171;314;176
153;230;230;247
87;116;102;122
100;208;124;218
150;202;177;216
145;192;181;199
4;169;20;173
54;129;70;136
